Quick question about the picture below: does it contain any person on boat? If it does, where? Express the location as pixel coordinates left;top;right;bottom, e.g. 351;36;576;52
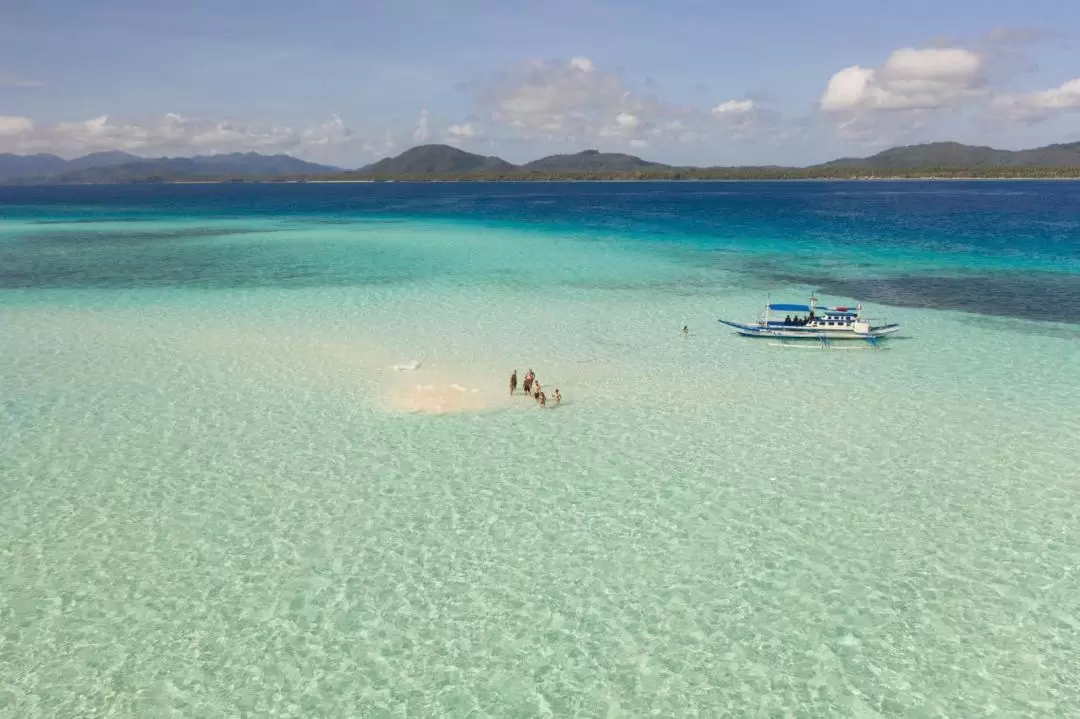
509;369;518;396
784;315;792;325
553;389;561;406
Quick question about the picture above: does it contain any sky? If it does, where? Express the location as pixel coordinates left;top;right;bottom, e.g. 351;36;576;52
2;0;1079;167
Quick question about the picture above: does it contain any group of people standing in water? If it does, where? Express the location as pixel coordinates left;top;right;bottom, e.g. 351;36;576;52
509;369;560;408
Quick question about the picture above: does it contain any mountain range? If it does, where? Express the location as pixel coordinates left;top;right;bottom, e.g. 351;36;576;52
358;144;515;175
0;151;339;183
344;142;1080;179
356;147;670;177
2;141;1080;184
817;141;1080;169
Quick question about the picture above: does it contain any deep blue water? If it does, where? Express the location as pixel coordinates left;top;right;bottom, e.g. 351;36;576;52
2;181;1079;322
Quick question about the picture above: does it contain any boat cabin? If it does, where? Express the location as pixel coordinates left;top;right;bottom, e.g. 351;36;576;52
765;303;860;326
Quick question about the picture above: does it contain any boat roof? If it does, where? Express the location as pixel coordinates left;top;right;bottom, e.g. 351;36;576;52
768;303;859;313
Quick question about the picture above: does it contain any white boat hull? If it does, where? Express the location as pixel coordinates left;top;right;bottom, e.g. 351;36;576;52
727;324;901;340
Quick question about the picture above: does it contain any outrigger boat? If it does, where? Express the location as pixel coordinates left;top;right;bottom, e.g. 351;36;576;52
718;294;901;347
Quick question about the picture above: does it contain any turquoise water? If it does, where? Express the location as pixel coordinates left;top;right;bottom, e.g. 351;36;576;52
2;182;1079;716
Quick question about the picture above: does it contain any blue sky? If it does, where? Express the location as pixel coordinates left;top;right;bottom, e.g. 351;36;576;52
2;0;1079;166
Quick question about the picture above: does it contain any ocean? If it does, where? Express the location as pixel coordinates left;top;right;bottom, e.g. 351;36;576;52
2;181;1079;716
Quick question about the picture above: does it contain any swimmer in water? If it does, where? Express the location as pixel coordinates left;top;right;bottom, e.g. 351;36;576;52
539;391;546;407
553;389;561;406
533;382;541;402
683;325;689;337
523;369;534;394
509;369;518;396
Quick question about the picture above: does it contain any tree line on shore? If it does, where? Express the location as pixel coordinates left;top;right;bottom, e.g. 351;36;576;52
319;166;1080;182
6;166;1080;185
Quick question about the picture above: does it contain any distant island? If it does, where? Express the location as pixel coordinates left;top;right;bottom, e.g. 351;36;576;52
3;141;1080;185
0;151;341;184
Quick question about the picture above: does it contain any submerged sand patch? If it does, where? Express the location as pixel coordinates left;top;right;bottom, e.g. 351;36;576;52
3;306;589;417
381;364;516;415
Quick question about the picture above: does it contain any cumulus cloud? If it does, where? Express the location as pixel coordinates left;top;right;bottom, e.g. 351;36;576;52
471;56;706;153
0;116;35;136
567;57;595;73
712;99;756;115
413;108;430;143
821;47;986;113
484;56;629;135
816;45;997;147
445;122;480;142
1;57;785;165
708;98;783;142
992;77;1080;123
0;112;362;160
302;114;354;145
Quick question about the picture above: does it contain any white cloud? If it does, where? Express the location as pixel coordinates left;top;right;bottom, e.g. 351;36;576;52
712;99;756;115
483;58;634;136
816;45;994;148
993;78;1080;123
302;114;353;145
413;108;430;143
445;122;479;142
0;113;362;161
0;116;34;136
821;47;986;113
475;56;701;152
568;57;595;73
820;67;876;112
709;98;780;141
454;56;805;162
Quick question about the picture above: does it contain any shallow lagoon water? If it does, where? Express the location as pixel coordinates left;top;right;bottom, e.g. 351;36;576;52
2;182;1079;716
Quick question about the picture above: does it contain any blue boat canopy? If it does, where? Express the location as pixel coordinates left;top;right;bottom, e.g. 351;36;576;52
768;304;812;312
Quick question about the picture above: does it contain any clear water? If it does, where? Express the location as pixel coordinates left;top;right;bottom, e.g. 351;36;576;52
2;182;1079;716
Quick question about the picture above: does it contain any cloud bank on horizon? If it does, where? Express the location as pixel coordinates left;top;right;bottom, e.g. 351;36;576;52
2;1;1079;167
